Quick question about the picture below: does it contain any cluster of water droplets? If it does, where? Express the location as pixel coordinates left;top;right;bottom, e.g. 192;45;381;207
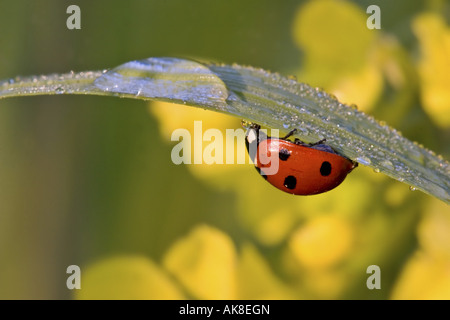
0;70;103;99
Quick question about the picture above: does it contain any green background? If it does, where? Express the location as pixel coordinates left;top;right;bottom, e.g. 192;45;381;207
0;0;448;299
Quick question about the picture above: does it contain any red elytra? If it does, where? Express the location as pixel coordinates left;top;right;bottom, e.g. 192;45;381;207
245;125;358;195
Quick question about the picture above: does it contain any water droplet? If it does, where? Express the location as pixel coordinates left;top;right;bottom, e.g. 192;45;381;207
409;186;417;191
283;123;289;129
350;104;358;110
227;93;238;101
356;156;371;166
380;160;394;171
373;168;380;173
8;78;15;84
406;149;425;164
241;120;252;129
55;87;65;94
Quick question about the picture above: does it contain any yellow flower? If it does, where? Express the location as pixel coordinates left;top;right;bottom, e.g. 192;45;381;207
391;200;450;299
412;13;450;128
289;215;354;269
163;225;237;299
76;256;184;300
292;0;382;112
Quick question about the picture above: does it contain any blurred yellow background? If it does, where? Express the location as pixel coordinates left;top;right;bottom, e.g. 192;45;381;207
0;0;449;299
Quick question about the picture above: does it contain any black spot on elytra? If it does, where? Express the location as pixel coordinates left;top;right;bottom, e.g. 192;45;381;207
320;161;332;176
279;148;291;161
284;175;297;189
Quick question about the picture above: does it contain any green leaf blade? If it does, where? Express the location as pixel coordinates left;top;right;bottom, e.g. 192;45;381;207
1;57;448;203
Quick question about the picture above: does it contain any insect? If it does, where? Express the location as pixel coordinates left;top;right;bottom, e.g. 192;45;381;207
245;123;358;195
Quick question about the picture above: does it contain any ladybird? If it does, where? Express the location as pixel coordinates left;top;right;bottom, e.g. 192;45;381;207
245;124;357;195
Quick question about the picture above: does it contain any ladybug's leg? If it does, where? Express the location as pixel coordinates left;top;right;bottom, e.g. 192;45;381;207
293;138;309;146
281;128;298;140
307;138;327;147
